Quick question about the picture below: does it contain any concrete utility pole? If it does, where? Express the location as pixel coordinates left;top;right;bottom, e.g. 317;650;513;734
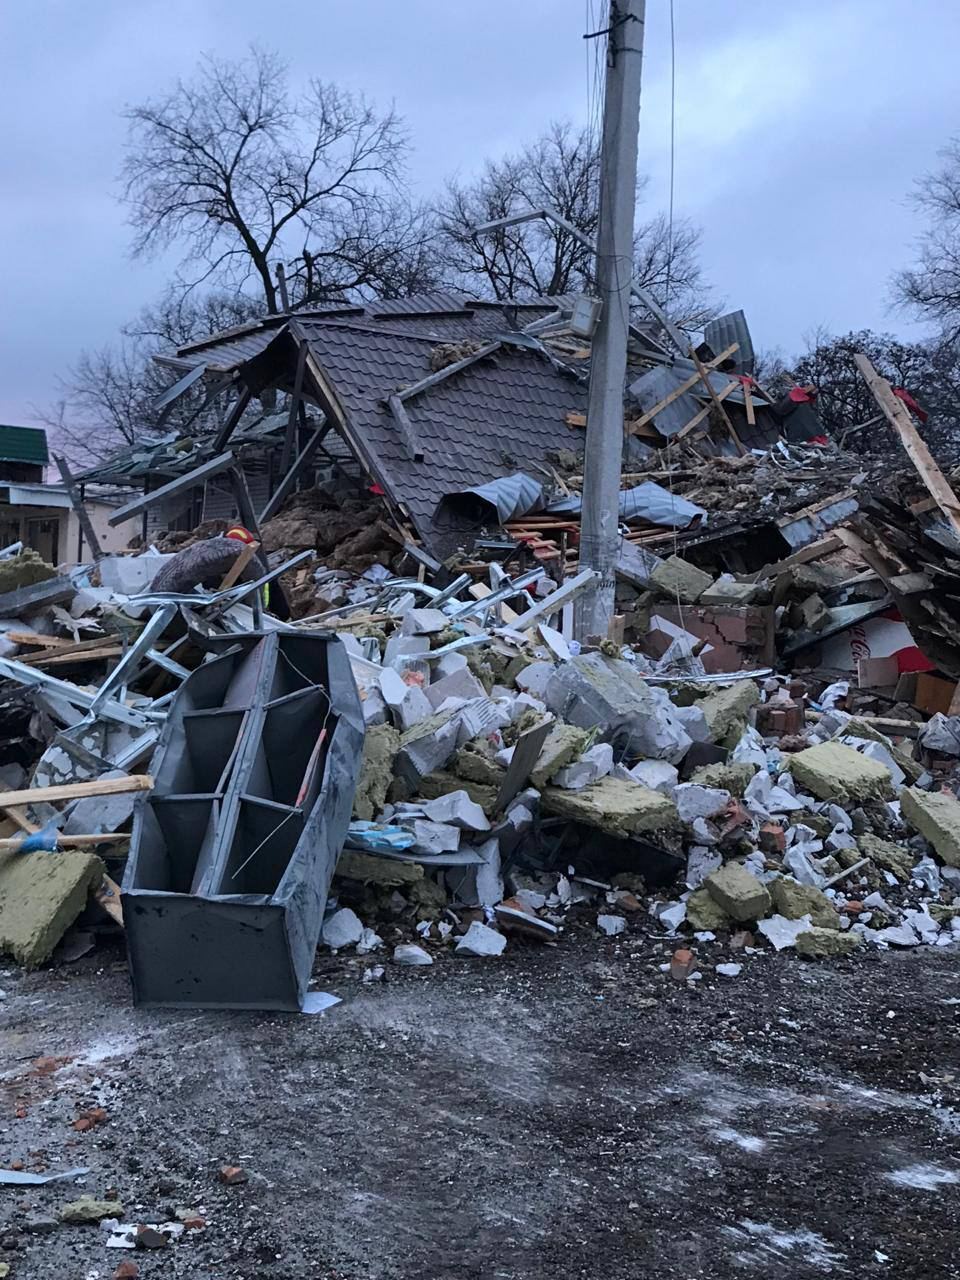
576;0;646;640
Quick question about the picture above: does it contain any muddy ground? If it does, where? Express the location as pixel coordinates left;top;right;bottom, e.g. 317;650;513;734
1;929;959;1280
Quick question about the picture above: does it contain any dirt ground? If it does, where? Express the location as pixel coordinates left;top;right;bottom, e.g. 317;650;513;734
2;928;960;1280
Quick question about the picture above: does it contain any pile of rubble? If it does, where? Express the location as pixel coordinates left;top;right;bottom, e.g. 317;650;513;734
312;585;960;976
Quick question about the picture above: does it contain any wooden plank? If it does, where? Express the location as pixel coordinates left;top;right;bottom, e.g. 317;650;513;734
631;342;739;429
108;452;235;527
751;536;844;582
0;775;153;810
18;634;120;665
742;379;756;427
55;455;104;561
690;347;745;455
30;646;123;669
855;353;960;539
94;875;124;926
673;378;739;440
468;582;520;624
565;411;587;428
7;631;78;649
218;540;259;591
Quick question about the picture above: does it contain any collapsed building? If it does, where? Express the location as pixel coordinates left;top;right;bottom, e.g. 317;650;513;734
0;292;958;1008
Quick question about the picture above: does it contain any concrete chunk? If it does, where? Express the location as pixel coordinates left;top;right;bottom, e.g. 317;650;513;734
627;759;679;795
446;837;502;906
402;819;461;855
699;579;761;606
395;711;461;787
553;743;614;790
544;653;692;762
704;863;771;923
419;790;491;831
650;554;714;604
321;907;364;949
425;667;486;710
788;740;895;804
900;787;960;867
379;666;433;730
675;783;731;823
455;920;507;957
542;776;679;839
0;850;104;967
401;607;448;635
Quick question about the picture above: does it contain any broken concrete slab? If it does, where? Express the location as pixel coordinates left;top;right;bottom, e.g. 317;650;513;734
0;849;104;967
694;681;761;743
424;667;486;711
401;607;448;635
788;741;895;805
541;776;679;840
419;790;491;832
627;759;679;795
795;926;862;958
395;711;461;788
446;838;503;907
900;787;960;868
704;863;771;923
650;554;714;604
675;783;731;823
770;879;840;929
354;724;401;822
544;653;692;762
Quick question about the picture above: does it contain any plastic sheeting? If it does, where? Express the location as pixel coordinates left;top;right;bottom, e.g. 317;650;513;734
547;481;705;528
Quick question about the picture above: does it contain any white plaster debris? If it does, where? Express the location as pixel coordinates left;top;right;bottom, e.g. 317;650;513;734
597;914;626;937
885;1162;960;1190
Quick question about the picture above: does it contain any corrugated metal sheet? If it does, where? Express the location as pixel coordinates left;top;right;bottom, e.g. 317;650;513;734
703;310;755;374
548;481;706;528
438;473;544;525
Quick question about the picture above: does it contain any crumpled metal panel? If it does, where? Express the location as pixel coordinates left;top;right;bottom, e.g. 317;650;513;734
704;310;755;374
437;472;545;526
547;480;705;528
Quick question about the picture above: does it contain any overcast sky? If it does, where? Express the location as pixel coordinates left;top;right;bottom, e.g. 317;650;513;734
1;0;956;425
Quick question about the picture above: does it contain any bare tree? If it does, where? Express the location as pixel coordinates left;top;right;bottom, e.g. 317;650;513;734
895;139;960;338
121;47;436;312
436;122;712;327
38;291;263;464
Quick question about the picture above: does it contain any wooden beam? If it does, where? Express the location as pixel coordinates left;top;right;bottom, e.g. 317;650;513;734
108;452;235;527
631;342;739;429
55;455;104;561
742;379;756;427
29;645;123;669
673;378;739;440
218;540;260;591
690;347;745;455
0;775;153;809
854;353;960;540
752;535;843;582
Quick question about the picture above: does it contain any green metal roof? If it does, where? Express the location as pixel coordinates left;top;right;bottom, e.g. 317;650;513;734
0;425;49;466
